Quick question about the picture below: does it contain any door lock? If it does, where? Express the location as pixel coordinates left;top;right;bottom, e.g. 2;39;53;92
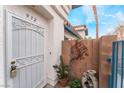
10;61;17;78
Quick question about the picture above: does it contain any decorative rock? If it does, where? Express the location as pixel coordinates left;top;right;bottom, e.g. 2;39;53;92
82;70;98;88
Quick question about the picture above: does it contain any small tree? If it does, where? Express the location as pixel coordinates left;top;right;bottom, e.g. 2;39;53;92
53;56;69;79
53;56;69;87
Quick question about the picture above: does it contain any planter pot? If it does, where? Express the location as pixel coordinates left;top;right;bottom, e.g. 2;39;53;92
59;78;68;87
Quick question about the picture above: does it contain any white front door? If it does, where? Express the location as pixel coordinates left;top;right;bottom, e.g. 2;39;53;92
6;11;46;88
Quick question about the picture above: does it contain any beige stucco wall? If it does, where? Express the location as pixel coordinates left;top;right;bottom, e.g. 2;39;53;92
0;5;71;87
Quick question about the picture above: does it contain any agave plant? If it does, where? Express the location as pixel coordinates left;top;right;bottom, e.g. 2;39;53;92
53;56;69;79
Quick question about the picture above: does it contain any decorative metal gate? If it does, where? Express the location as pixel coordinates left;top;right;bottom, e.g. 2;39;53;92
111;41;124;88
6;12;45;88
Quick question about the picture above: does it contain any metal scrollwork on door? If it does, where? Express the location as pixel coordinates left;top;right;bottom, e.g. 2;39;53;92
12;17;44;37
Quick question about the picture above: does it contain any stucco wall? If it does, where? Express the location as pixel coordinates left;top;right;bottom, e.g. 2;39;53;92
62;36;116;87
99;35;117;88
62;39;99;80
40;5;71;86
0;6;5;87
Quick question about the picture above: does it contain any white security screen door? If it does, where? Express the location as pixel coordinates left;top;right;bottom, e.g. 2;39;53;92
6;11;45;88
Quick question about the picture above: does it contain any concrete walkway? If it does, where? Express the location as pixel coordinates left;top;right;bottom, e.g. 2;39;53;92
44;83;70;88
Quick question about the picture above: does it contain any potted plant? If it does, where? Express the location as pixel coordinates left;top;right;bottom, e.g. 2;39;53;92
69;79;82;88
53;56;69;87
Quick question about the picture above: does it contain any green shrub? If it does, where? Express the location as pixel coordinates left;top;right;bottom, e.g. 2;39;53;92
69;79;82;88
53;56;69;79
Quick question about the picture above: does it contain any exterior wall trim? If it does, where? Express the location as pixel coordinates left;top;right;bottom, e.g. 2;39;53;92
64;25;81;38
50;5;66;20
60;5;68;15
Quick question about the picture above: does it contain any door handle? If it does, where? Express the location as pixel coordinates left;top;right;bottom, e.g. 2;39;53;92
10;60;17;78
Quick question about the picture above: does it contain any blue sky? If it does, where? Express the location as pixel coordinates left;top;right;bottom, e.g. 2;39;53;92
67;5;124;38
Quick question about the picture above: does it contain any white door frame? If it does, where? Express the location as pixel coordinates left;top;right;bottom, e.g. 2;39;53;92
5;10;47;88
